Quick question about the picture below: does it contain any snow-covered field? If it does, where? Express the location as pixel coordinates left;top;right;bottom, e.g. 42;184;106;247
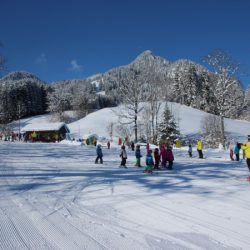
2;103;250;249
1;141;250;250
11;102;250;143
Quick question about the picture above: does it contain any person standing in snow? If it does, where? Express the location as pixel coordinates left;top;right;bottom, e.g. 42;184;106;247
107;141;110;149
131;141;135;151
120;145;127;168
135;144;142;167
166;146;174;169
229;141;234;161
153;148;160;169
188;144;192;157
95;144;103;164
196;139;203;159
31;131;37;142
241;135;250;170
234;142;240;161
160;145;167;168
144;149;154;173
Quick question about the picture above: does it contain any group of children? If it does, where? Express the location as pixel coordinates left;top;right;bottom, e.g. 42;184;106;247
142;145;174;173
95;142;174;174
129;144;175;173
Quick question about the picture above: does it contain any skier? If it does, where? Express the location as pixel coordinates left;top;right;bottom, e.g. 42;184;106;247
154;148;160;169
120;145;127;168
144;149;154;173
131;141;135;151
107;141;110;149
95;144;103;164
241;135;250;170
196;139;203;159
229;141;234;161
31;131;37;142
234;142;240;161
135;144;142;167
160;145;168;168
166;146;174;170
188;144;192;157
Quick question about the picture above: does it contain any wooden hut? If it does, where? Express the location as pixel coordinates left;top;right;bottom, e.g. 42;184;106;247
21;122;70;142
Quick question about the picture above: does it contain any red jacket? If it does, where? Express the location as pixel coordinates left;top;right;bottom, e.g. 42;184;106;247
166;149;174;161
154;151;160;162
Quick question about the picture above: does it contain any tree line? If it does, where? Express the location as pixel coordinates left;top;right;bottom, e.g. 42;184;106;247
0;47;249;147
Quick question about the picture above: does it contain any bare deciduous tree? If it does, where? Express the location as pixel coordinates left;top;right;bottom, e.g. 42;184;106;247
106;121;114;142
201;114;224;148
203;49;243;147
143;74;164;144
116;68;144;142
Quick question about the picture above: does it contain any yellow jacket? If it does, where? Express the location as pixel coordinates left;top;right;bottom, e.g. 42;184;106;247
31;131;37;139
197;140;203;150
241;142;250;158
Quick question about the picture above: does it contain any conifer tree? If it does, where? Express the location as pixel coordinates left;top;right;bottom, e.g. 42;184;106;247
158;104;180;145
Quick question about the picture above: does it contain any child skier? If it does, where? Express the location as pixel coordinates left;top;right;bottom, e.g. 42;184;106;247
229;142;234;161
144;149;154;173
135;144;142;167
166;146;174;170
234;143;240;161
188;144;192;157
154;148;160;169
95;144;103;164
120;145;127;168
160;145;167;168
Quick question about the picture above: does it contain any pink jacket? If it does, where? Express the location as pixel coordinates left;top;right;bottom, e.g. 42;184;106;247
160;146;167;160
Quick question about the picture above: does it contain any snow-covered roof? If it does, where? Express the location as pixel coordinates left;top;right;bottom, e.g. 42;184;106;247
21;122;70;133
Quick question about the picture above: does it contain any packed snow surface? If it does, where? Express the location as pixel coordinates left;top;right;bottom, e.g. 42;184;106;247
1;142;250;250
3;103;250;249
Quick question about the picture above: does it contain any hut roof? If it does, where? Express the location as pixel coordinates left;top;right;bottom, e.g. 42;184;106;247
21;122;70;133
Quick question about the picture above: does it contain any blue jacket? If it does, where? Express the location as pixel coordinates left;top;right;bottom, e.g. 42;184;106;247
96;145;103;157
146;154;154;166
135;149;142;158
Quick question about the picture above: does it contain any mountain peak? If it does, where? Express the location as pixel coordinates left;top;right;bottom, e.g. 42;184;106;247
131;50;171;70
135;50;155;60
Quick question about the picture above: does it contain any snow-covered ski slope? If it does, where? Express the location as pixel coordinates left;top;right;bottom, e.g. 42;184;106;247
12;102;250;142
2;102;250;249
1;142;250;249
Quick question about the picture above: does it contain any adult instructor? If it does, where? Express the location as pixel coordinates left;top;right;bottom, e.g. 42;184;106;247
241;135;250;170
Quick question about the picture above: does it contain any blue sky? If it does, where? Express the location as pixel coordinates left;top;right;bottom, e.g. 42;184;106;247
0;0;250;88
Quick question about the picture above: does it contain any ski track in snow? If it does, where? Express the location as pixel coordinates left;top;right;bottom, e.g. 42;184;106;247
1;142;250;249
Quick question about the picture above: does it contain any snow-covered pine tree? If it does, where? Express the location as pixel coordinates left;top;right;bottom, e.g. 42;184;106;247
158;104;180;145
197;70;217;113
179;63;198;106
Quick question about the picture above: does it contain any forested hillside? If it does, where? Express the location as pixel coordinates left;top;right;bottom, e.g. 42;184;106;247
0;72;48;123
0;50;248;124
